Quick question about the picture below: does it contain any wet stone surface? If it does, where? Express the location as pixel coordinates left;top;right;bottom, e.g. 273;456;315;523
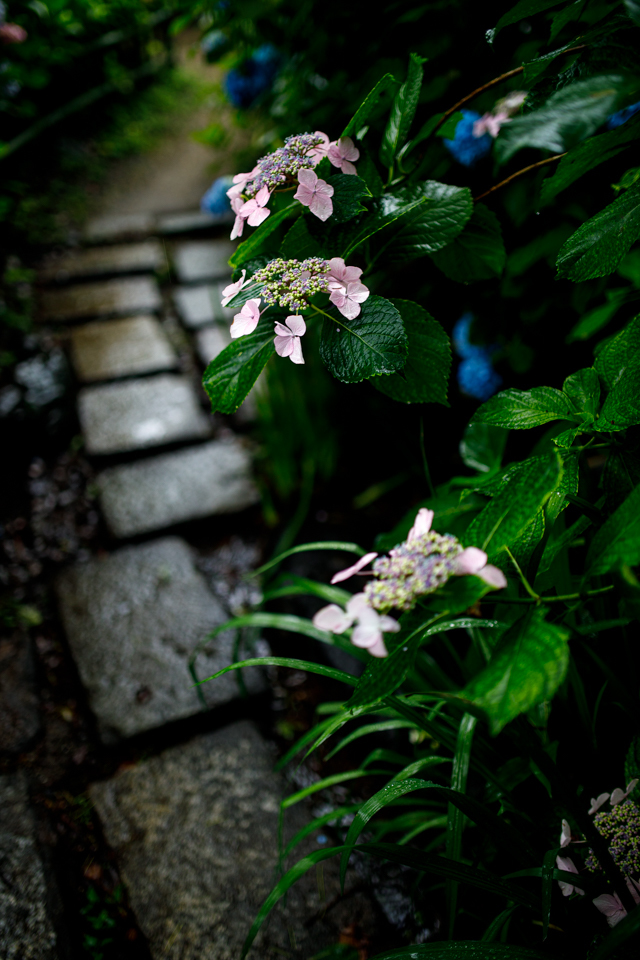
172;284;234;329
171;240;235;283
0;773;59;959
83;213;156;244
39;277;162;323
195;324;231;365
70;316;177;382
157;209;233;234
39;242;166;283
97;438;259;538
89;721;378;960
77;374;211;455
0;629;41;754
55;538;263;742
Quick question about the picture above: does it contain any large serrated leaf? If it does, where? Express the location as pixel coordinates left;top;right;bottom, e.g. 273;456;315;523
342;73;400;138
471;386;575;429
461;607;570;734
430;204;506;282
557;183;640;281
385;182;473;263
328;172;371;223
319;295;407;382
202;317;275;413
495;76;623;165
460;422;508;474
465;452;563;557
595;353;640;430
585;482;640;578
343;195;426;258
380;53;425;167
594;314;640;390
371;300;450;405
541;113;640;204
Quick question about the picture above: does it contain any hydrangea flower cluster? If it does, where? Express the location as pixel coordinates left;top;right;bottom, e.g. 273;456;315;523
312;509;507;658
253;257;333;312
226;131;360;238
453;314;502;402
557;778;640;927
444;91;526;168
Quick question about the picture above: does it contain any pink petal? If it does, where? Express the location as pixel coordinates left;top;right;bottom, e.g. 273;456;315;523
343;265;363;282
367;636;389;658
328;279;346;295
379;615;401;633
346;593;371;618
297;168;318;188
230;300;261;338
335;296;362;320
407;508;434;541
315;180;335;198
274;321;292;337
327;143;343;168
285;315;306;337
327;257;347;281
230;216;245;241
593;893;626;926
289;337;304;364
255;185;270;206
221;270;247;306
247;205;270;227
313;604;352;634
589;793;610;814
294;183;313;207
331;552;378;584
453;547;488;575
345;281;370;304
239;198;258;216
340;160;358;175
338;137;360;162
309;192;333;221
556;856;584;897
274;335;294;357
560;819;572;848
478;564;507;589
627;877;640;904
351;622;383;648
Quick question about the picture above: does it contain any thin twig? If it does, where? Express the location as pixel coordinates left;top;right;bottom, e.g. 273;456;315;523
474;153;566;202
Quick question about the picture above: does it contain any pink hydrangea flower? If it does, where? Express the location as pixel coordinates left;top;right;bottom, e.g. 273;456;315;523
611;779;639;806
230;299;262;339
560;819;573;848
328;280;370;320
451;546;507;588
473;111;510;138
593;878;640;927
331;552;378;584
230;197;247;241
274;315;306;364
227;167;259;201
328;136;360;175
239;184;271;227
556;856;584;897
294;169;334;221
313;592;399;658
327;257;363;287
221;270;247;307
589;793;611;815
407;508;435;543
307;131;331;164
0;23;27;44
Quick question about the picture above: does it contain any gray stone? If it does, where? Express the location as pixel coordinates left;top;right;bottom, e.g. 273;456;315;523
55;539;263;741
39;276;162;323
97;438;259;538
89;722;378;959
172;285;234;329
78;374;210;455
70;316;177;382
171;240;235;283
195;325;230;365
39;242;166;283
84;213;156;243
157;210;234;234
0;631;40;753
0;773;59;959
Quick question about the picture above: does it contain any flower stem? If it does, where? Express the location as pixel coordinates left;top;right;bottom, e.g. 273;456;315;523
505;546;538;600
474;153;566;203
419;416;436;498
484;585;614;605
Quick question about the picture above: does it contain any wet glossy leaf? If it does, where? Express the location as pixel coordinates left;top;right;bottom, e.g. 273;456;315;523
430;204;506;282
557;183;640;281
380;53;425;166
585;482;640;577
471;387;575;429
371;300;450;405
320;295;408;382
202;317;274;414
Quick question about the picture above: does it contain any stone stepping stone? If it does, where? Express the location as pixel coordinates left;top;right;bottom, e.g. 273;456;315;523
172;283;234;329
70;315;177;383
78;374;210;455
84;213;156;244
0;773;59;959
97;438;259;538
39;241;165;283
157;209;234;234
89;722;347;958
171;240;235;283
39;276;162;323
195;325;230;365
55;539;263;742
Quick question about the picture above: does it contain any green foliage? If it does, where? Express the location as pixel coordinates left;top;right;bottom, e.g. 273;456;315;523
430;204;506;283
585;482;640;576
380;53;426;167
319;296;408;382
557;183;640;281
202;318;275;413
472;387;575;429
372;301;450;405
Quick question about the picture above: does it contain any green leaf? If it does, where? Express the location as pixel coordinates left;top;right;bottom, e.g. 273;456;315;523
595;353;640;430
326;720;421;761
425;575;502;614
198;656;357;689
489;0;567;41
356;147;385;197
342;73;400;138
319;295;408;383
229;203;300;268
471;387;574;429
385;182;473;262
594;314;640;391
465;452;563;557
371;300;450;405
343;195;427;258
328;173;371;223
541;113;640;204
585;482;640;577
460;422;508;474
557;183;640;281
380;53;425;167
446;714;476;937
279;216;327;260
202;317;275;414
495;76;623;165
461;607;570;734
566;296;625;343
369;944;551;959
563;367;601;417
429;205;506;282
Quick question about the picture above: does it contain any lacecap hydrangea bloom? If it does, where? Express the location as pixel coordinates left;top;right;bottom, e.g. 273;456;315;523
453;313;502;402
312;509;507;657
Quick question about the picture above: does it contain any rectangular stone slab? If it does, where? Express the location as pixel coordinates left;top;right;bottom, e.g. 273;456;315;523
97;438;259;538
157;210;234;234
40;242;166;283
78;374;210;455
84;213;156;243
55;539;262;741
172;285;234;328
171;240;235;282
195;325;231;365
0;773;59;959
89;722;352;958
70;316;177;382
39;276;162;322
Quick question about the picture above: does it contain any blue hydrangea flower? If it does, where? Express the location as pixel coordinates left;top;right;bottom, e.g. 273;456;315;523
606;101;640;130
444;110;493;167
452;312;476;359
224;45;280;108
201;176;234;215
458;353;503;402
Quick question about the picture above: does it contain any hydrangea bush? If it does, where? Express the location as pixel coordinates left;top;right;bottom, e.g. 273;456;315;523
197;1;640;956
